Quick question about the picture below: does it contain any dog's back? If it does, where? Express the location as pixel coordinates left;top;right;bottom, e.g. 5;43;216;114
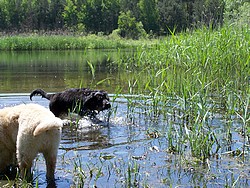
17;103;62;134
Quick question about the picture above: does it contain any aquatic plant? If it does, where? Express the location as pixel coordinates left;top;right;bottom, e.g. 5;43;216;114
113;24;249;162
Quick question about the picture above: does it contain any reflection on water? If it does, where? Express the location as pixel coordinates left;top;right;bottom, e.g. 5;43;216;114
0;50;131;93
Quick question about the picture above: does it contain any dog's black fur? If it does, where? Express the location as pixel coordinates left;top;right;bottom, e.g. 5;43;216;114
0;165;18;180
30;88;111;118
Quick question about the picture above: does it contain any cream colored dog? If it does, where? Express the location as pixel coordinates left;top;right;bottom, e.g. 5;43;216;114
0;104;24;174
0;103;63;181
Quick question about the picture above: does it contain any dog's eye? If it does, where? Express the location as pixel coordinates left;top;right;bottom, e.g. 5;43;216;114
98;95;104;99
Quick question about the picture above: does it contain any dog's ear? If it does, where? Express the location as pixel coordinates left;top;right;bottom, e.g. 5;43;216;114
94;91;102;96
84;90;108;105
94;91;103;99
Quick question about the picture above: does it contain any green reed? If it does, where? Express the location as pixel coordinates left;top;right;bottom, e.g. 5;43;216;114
72;157;87;187
114;24;249;161
236;94;250;160
124;161;140;188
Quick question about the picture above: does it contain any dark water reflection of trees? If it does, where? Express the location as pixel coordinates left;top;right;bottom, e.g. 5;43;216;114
0;50;131;93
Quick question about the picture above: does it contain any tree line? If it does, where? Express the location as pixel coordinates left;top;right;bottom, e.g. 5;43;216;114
0;0;248;38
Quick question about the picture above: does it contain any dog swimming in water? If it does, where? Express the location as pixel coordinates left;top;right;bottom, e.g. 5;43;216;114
30;88;111;118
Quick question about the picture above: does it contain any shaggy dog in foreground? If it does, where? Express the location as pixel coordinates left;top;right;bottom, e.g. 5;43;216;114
0;103;63;181
30;88;111;118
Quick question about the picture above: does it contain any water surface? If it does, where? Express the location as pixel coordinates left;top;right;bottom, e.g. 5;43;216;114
0;50;131;93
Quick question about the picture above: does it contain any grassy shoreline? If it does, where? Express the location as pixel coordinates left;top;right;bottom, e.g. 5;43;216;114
0;34;157;50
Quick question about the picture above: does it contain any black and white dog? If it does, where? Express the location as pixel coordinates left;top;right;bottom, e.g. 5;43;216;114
30;88;111;118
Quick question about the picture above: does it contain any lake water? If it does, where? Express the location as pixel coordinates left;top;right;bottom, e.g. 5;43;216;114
0;50;249;187
0;50;131;93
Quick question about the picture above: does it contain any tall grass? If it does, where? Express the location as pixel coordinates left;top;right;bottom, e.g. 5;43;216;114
121;25;249;94
115;24;249;161
120;24;249;109
0;34;156;50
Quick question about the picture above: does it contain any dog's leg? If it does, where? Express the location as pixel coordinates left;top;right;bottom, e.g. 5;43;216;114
18;158;33;181
43;151;57;181
16;136;35;181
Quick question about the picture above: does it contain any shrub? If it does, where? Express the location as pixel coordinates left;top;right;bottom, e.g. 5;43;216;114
117;11;147;40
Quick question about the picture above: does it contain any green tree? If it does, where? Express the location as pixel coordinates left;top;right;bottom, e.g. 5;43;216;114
19;0;34;30
157;0;187;34
0;0;229;35
48;0;65;29
83;0;119;34
192;0;225;27
224;0;250;26
0;0;9;29
101;0;120;33
63;0;78;29
118;11;146;39
5;0;23;29
138;0;159;33
120;0;140;19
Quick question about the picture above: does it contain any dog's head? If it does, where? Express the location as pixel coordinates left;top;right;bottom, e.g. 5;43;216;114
83;90;111;113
